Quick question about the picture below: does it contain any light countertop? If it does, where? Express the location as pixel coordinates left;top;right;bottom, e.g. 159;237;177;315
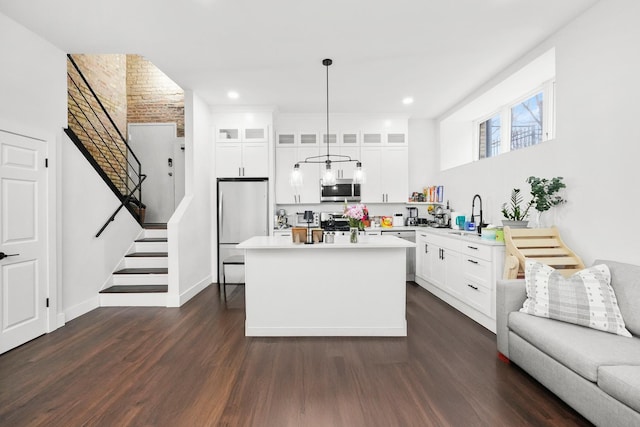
238;235;416;250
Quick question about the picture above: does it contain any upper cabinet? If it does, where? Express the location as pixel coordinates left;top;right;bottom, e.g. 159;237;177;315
216;125;268;143
214;112;272;178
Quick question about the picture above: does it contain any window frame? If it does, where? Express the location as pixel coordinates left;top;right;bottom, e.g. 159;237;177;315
474;79;555;160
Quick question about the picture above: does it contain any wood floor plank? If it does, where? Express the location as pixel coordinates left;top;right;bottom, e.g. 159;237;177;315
0;283;592;426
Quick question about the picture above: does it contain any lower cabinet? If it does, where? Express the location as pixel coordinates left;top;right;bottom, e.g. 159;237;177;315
415;230;504;332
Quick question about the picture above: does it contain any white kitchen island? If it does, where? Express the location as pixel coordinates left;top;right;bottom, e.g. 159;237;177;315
237;235;415;337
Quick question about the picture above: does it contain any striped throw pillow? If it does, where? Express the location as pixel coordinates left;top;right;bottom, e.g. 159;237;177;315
521;260;631;337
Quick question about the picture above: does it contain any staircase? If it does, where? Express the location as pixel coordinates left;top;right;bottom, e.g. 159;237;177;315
99;223;169;306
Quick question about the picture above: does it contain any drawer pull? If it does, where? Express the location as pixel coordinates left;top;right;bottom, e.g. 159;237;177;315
467;245;478;250
467;284;479;290
467;259;479;264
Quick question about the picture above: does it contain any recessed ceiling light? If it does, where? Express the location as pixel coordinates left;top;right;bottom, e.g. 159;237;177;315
402;97;414;105
227;91;239;99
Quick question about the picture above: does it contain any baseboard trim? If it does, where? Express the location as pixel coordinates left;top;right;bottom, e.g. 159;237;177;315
167;275;212;307
65;296;99;322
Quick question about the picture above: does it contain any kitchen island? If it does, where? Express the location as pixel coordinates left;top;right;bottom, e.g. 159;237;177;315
237;235;415;337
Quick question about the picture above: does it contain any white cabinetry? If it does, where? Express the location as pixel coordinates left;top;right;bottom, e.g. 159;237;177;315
215;122;269;178
216;142;269;178
415;230;504;332
275;146;320;204
361;146;408;203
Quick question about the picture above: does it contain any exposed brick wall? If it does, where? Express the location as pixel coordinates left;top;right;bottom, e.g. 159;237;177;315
67;54;128;192
127;55;184;137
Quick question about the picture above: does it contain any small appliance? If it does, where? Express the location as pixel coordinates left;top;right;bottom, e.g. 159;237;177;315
296;211;319;227
405;207;418;226
320;179;361;202
276;208;289;229
392;213;404;227
431;206;451;228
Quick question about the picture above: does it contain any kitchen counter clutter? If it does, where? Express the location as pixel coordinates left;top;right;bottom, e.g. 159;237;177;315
237;235;414;337
415;228;505;332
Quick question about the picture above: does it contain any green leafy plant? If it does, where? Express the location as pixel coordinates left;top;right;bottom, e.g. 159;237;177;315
501;188;533;221
527;176;566;212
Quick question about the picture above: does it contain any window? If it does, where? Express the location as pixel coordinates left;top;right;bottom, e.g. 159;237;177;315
511;92;543;150
478;114;501;159
475;83;553;160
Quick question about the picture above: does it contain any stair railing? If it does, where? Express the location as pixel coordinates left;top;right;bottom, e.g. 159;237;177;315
66;54;146;232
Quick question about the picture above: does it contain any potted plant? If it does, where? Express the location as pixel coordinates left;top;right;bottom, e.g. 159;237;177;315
527;176;566;227
501;188;532;228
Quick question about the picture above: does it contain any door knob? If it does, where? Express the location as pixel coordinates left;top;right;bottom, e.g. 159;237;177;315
0;252;19;260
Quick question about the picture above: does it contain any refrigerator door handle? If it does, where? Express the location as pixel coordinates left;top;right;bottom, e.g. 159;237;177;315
219;193;223;232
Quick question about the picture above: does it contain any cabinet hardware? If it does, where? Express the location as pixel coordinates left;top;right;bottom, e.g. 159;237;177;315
467;246;478;250
467;259;478;264
424;244;428;254
467;284;479;290
242;167;245;176
239;167;242;176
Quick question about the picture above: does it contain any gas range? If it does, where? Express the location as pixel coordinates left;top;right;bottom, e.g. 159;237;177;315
321;219;350;231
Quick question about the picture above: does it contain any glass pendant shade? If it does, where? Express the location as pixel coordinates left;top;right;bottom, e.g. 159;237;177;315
353;162;366;184
322;163;336;186
289;164;303;188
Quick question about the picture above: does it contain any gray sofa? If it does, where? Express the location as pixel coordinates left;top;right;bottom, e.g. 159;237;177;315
496;259;640;427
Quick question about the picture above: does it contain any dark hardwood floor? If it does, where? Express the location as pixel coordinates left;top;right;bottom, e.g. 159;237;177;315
0;283;592;427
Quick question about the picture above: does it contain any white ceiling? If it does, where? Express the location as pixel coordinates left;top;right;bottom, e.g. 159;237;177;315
0;0;599;118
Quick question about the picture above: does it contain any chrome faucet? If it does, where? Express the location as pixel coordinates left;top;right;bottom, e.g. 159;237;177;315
471;194;483;235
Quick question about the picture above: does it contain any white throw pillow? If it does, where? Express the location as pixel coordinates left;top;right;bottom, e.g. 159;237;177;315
521;260;631;337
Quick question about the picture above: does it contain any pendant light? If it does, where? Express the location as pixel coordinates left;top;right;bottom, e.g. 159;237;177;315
290;59;364;189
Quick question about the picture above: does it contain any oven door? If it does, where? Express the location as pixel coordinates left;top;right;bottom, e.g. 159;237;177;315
320;180;361;202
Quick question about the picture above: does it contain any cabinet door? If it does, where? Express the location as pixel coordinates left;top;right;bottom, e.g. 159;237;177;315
338;146;360;180
360;147;383;203
415;234;429;281
215;143;242;177
275;147;299;204
381;147;408;203
215;127;241;143
297;146;320;203
243;127;268;142
442;248;463;299
385;132;408;146
242;142;269;177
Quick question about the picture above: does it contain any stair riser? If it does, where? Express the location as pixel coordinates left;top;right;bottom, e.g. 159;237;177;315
134;242;168;253
112;274;168;286
123;257;168;269
144;229;168;239
100;292;167;307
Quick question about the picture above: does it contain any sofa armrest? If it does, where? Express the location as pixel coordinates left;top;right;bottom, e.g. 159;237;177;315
496;279;527;359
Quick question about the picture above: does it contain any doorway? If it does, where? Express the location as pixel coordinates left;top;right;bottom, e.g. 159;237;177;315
0;129;48;354
127;123;184;223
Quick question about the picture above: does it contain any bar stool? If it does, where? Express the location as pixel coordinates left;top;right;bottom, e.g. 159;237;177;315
221;254;245;301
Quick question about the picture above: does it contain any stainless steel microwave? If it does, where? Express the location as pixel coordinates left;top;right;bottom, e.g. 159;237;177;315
320;179;361;202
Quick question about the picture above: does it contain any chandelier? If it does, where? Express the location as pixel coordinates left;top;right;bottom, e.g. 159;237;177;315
290;58;365;188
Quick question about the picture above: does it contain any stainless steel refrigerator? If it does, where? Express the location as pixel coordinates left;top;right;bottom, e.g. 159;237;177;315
217;178;269;284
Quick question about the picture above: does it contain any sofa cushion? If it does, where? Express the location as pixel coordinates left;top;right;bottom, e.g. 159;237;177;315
595;260;640;337
508;311;640;382
521;261;631;337
598;366;640;413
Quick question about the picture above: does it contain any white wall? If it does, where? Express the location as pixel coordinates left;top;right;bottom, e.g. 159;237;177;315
408;118;437;191
61;134;141;320
434;0;640;266
0;12;67;329
167;91;213;306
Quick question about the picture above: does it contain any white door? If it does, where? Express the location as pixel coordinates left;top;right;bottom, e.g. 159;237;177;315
0;130;48;354
128;124;177;223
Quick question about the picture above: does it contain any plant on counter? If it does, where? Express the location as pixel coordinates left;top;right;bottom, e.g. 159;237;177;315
501;188;533;222
344;203;368;231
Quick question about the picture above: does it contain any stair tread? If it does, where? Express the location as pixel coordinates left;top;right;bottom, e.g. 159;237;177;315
143;223;167;229
100;285;168;294
135;238;168;243
125;252;168;258
114;268;168;275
